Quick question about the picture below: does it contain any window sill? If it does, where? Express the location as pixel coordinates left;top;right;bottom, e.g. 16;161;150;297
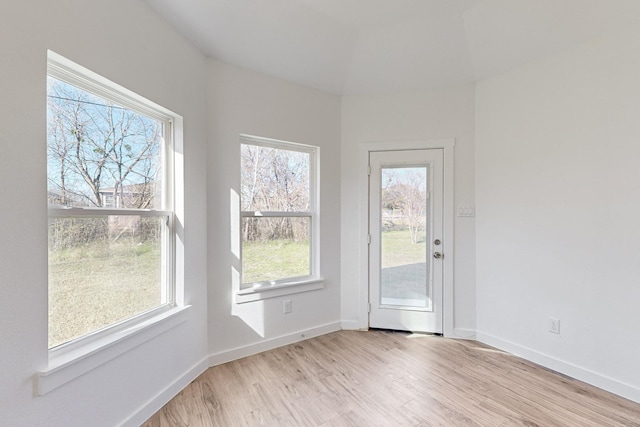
236;278;324;303
37;305;191;395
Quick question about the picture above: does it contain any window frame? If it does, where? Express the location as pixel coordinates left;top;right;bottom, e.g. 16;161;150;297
238;134;322;299
46;51;177;355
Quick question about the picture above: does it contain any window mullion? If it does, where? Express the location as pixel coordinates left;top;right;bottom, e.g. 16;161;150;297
48;208;172;218
241;211;312;218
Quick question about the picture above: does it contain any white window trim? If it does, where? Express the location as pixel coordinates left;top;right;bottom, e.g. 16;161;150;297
235;135;323;303
236;278;324;303
39;51;185;394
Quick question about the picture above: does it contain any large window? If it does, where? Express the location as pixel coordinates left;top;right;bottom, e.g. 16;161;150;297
240;136;318;287
47;53;175;350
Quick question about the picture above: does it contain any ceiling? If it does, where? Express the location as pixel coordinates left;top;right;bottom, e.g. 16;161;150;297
145;0;640;95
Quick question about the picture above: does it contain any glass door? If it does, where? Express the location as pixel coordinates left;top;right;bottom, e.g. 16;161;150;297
369;149;443;333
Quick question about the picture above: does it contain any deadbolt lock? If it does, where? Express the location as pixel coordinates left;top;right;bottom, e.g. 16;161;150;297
434;239;441;245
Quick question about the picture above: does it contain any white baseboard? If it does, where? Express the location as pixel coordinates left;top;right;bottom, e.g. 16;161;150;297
476;331;640;404
452;328;476;340
341;320;368;330
119;356;209;427
208;321;342;367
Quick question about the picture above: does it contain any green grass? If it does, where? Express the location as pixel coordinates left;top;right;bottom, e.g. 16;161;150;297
381;229;426;268
48;241;161;348
48;232;422;348
49;237;310;348
242;239;309;283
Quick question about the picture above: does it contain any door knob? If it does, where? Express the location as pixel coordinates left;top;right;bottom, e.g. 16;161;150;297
434;252;443;259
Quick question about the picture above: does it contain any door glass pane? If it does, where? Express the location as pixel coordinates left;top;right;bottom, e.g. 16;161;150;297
380;166;430;309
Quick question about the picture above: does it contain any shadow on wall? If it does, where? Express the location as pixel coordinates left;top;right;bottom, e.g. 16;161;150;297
229;188;266;337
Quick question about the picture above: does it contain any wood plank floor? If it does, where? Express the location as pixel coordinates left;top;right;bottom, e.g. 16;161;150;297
142;330;640;426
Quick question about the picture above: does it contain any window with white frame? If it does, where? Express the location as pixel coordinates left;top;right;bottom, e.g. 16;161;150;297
240;135;318;287
46;52;175;350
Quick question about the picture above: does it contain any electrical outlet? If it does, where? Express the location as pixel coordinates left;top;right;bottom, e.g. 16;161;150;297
283;300;292;314
549;318;560;334
457;206;475;217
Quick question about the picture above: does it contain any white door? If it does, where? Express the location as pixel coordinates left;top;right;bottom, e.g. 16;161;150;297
369;149;444;333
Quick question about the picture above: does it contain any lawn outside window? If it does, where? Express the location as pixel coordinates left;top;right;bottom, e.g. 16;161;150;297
238;135;322;302
46;51;179;358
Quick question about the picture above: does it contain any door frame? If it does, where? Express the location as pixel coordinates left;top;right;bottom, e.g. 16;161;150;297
358;139;455;337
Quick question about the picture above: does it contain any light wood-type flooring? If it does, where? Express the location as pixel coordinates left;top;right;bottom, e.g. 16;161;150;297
142;330;640;426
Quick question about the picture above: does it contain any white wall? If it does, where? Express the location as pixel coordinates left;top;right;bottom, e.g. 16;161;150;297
341;85;476;336
0;2;208;426
9;1;640;423
476;27;640;402
206;60;342;359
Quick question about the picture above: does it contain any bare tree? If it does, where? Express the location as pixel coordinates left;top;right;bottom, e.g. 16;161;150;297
47;77;162;248
47;77;161;210
381;168;427;244
240;144;309;242
403;170;427;244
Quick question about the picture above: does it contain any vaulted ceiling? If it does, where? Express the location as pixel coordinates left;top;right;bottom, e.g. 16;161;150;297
145;0;640;95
